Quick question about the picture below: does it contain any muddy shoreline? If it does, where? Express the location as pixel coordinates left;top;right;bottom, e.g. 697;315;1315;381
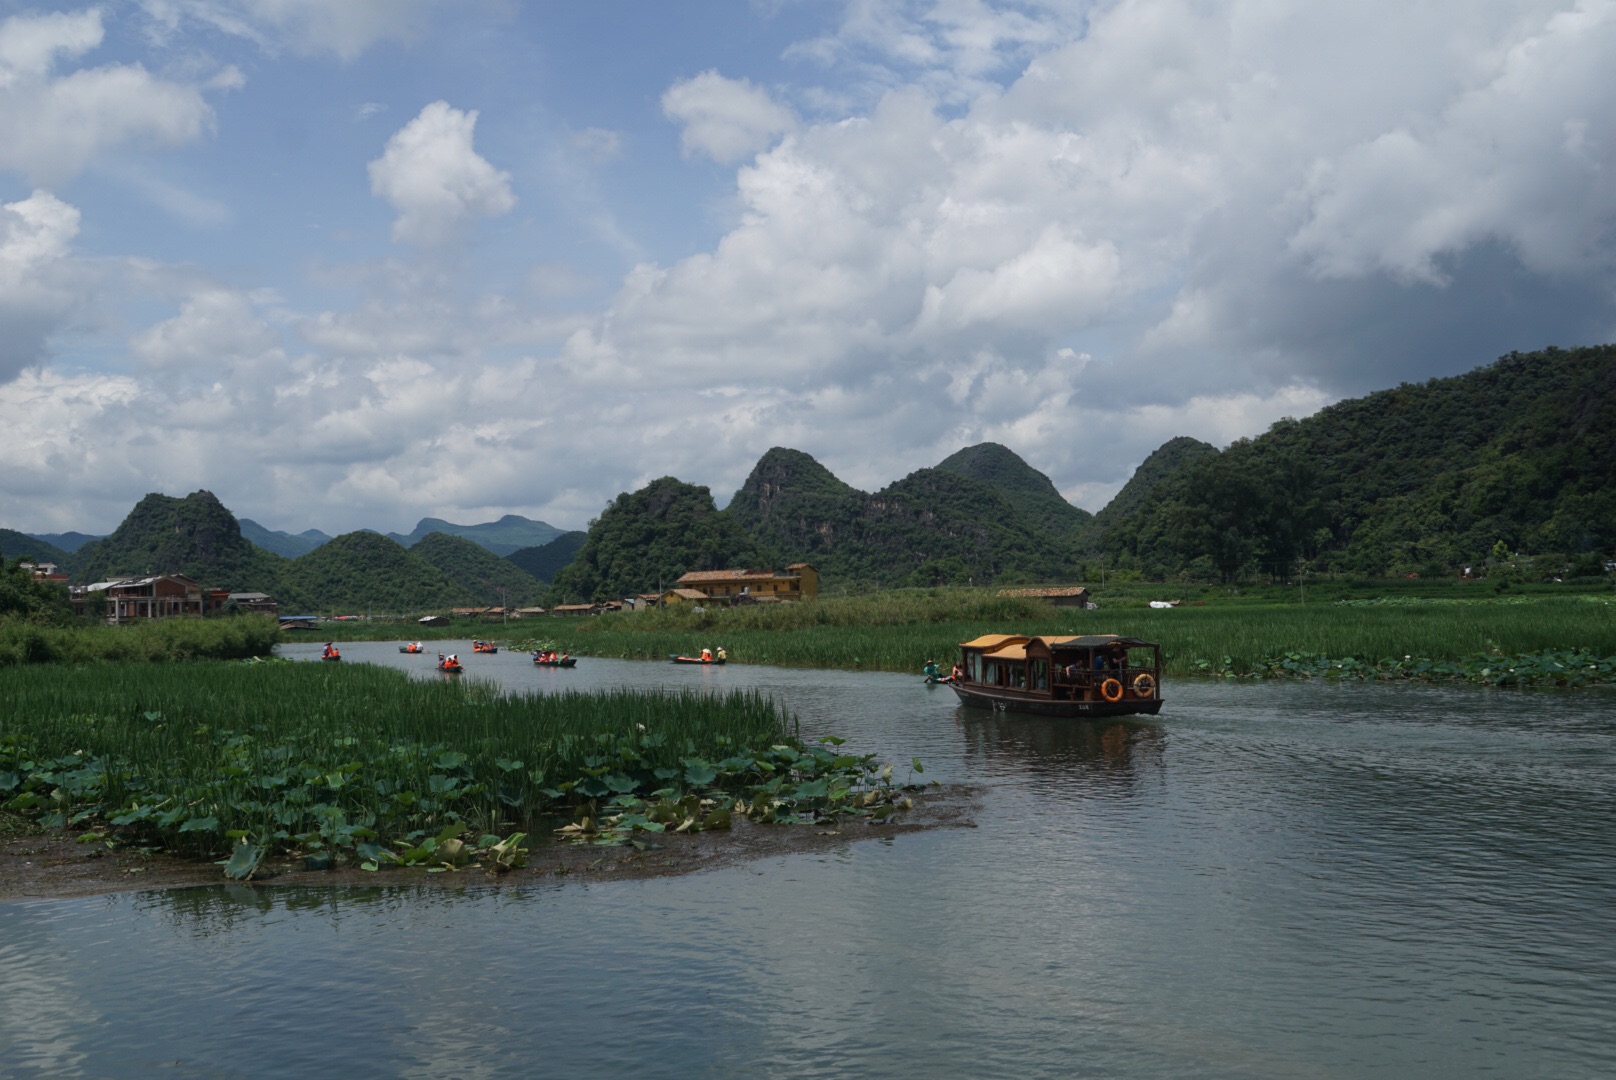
0;787;981;902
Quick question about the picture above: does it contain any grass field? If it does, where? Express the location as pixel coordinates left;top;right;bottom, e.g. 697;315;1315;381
0;615;279;666
526;591;1616;679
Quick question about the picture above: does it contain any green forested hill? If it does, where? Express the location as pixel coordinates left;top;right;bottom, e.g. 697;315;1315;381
72;491;285;591
506;531;587;583
278;532;474;613
722;447;1081;587
725;447;864;564
1103;345;1616;579
548;478;772;602
935;442;1091;537
840;467;1076;585
1092;437;1219;531
0;529;71;565
410;532;543;605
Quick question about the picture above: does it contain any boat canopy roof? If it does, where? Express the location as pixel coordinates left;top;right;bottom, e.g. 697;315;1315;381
1041;634;1157;650
959;634;1030;650
960;632;1158;655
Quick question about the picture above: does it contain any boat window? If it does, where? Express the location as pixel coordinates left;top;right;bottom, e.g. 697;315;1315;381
1031;659;1048;690
1009;663;1026;689
968;653;981;682
984;659;999;685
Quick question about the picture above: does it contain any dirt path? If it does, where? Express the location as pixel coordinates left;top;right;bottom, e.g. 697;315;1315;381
0;788;981;902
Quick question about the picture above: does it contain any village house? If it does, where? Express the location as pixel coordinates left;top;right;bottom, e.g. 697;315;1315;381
671;563;819;604
19;562;68;583
658;588;711;606
72;574;207;622
224;591;279;615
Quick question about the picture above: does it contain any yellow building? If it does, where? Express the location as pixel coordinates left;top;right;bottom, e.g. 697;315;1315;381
672;563;819;603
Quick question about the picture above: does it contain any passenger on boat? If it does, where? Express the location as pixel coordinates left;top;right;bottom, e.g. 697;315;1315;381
716;646;727;662
951;662;965;683
322;642;338;659
701;647;713;662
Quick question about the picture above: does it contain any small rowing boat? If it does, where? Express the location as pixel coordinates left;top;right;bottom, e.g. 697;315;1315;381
669;654;724;665
399;643;424;654
438;659;463;674
533;656;577;668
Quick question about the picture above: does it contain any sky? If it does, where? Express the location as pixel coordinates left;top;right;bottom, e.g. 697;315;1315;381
2;0;1614;536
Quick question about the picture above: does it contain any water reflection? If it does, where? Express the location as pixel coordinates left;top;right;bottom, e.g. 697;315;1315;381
955;705;1167;795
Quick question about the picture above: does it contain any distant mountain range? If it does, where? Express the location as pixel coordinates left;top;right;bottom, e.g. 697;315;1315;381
385;515;564;556
238;519;334;558
29;531;101;553
7;344;1610;605
11;513;565;565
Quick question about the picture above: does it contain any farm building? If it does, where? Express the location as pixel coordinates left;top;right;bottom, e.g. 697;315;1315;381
673;563;818;603
997;586;1093;608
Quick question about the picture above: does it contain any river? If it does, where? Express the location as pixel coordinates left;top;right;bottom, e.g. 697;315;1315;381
2;640;1612;1077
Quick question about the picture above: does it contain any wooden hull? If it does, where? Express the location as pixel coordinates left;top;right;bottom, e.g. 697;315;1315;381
438;665;463;674
322;655;342;662
473;648;499;655
533;658;577;668
949;682;1162;718
670;656;724;665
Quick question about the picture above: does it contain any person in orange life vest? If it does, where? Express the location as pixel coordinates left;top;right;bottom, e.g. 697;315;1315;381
701;647;713;662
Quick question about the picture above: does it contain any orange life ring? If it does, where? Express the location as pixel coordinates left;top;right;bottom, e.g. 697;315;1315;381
1100;677;1124;703
1133;673;1156;697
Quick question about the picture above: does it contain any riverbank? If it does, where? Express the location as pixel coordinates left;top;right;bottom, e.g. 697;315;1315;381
0;788;979;901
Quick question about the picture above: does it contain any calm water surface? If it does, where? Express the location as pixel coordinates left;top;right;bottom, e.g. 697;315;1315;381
2;641;1612;1077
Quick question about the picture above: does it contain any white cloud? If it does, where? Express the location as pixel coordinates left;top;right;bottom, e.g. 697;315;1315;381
0;8;217;184
368;101;516;247
662;71;796;164
140;0;445;60
130;289;280;370
0;190;85;380
6;1;1616;538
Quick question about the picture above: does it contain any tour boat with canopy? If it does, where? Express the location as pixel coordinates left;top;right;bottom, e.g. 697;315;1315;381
950;634;1163;717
